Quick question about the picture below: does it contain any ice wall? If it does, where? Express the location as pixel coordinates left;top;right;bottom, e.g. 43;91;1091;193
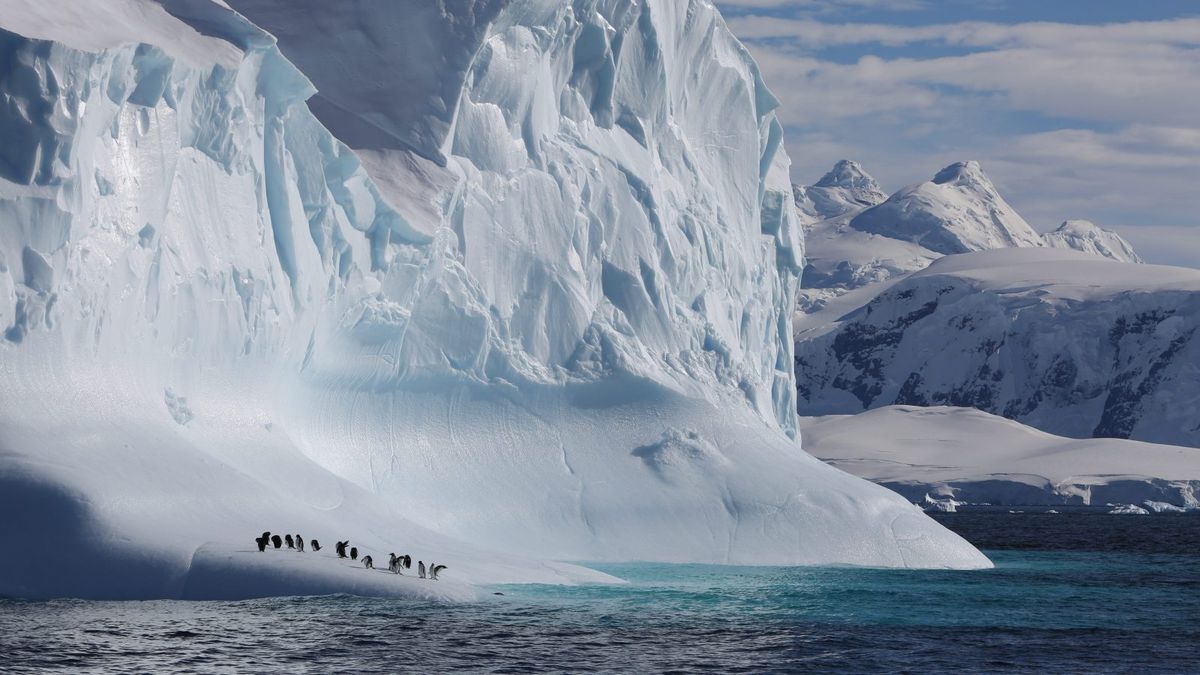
0;0;987;598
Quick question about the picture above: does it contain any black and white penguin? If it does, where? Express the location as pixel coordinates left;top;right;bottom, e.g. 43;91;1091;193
362;555;373;569
285;534;295;549
272;534;283;549
336;541;347;558
403;554;412;570
388;553;400;574
255;534;268;552
418;561;426;579
350;546;358;561
430;564;447;581
296;535;304;552
311;539;321;552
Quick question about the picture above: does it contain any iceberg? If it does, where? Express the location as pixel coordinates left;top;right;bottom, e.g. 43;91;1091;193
0;0;988;599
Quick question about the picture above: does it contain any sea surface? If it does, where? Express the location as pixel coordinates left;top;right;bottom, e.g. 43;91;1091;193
2;512;1198;673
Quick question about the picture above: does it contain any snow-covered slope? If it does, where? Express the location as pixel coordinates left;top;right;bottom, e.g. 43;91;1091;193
849;161;1044;256
795;248;1200;448
802;406;1200;508
794;160;887;222
1043;220;1143;263
0;0;988;598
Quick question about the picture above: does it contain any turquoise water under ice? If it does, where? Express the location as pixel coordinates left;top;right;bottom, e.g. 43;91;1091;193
2;513;1198;672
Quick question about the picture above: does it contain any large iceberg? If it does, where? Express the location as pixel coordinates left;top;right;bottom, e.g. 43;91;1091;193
0;0;988;599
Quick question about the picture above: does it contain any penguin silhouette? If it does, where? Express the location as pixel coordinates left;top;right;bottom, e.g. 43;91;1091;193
336;541;347;558
285;534;295;549
350;546;358;561
255;535;268;552
272;535;282;549
311;539;321;552
296;535;304;552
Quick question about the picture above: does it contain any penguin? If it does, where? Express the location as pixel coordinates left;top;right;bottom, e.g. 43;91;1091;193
336;541;347;558
403;554;412;570
285;534;295;549
255;535;268;552
418;561;426;579
350;546;358;561
311;539;321;552
430;564;447;581
296;535;304;552
272;535;282;549
388;553;400;574
362;555;373;569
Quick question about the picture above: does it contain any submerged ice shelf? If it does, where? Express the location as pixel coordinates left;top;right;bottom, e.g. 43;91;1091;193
0;0;988;599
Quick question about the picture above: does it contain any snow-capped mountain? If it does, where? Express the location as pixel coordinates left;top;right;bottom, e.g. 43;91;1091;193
0;0;988;598
1043;220;1143;263
802;406;1200;508
794;160;887;222
849;160;1045;255
794;248;1200;448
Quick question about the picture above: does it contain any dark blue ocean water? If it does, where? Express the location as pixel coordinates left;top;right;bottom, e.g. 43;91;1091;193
2;513;1198;673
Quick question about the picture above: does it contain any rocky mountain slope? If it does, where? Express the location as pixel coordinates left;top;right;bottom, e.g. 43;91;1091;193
794;248;1200;448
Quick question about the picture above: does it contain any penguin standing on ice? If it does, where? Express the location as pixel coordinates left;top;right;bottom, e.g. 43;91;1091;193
403;554;412;570
272;535;283;549
418;561;426;579
285;534;295;549
296;535;304;552
430;564;446;581
350;546;359;561
336;541;347;558
255;534;269;552
362;555;373;569
311;539;321;552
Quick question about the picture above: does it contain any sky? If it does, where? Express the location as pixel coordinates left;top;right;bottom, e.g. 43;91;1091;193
716;0;1200;268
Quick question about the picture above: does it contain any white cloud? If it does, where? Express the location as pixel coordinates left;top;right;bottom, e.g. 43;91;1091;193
728;14;1200;265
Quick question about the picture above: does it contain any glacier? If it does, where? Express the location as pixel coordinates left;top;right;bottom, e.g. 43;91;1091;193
802;406;1200;509
0;0;989;599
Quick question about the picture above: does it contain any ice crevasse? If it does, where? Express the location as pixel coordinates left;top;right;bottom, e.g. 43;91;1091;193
0;0;989;599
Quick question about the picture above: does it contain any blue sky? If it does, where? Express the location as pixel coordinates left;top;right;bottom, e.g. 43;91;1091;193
717;0;1200;267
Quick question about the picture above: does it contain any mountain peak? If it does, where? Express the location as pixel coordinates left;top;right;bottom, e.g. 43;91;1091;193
848;160;1043;255
931;160;987;186
1043;220;1143;263
815;160;876;190
795;159;887;221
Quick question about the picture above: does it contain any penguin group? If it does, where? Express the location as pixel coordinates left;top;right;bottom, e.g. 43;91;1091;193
253;531;446;581
256;531;317;553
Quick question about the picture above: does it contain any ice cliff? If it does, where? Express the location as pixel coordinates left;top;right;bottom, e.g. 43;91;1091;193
0;0;988;598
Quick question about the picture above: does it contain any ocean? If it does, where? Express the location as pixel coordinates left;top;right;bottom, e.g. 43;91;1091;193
2;512;1198;673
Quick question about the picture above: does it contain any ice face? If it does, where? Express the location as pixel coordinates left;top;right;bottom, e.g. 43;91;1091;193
0;0;989;598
